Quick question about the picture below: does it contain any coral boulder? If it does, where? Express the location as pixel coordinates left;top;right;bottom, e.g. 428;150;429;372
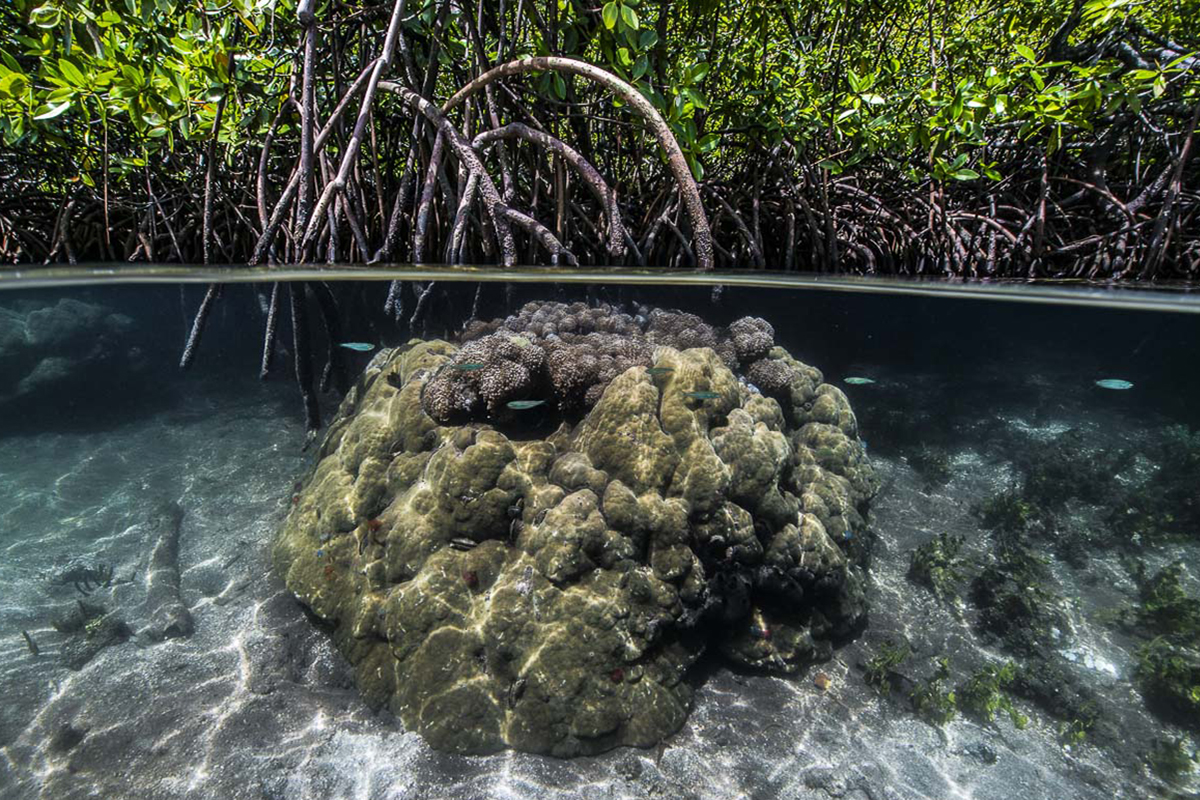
274;304;876;756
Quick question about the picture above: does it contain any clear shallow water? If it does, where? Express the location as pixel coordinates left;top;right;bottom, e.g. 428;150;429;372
0;270;1197;798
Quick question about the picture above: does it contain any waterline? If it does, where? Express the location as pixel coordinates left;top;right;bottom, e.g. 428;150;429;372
3;263;1200;313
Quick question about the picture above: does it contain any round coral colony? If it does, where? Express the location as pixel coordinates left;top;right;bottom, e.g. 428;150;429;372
274;301;877;756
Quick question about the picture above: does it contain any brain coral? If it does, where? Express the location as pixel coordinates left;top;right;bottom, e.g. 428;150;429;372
274;305;877;756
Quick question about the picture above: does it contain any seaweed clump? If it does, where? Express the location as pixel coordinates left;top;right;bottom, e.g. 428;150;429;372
275;304;877;756
864;640;910;694
1016;429;1130;510
909;657;957;725
1134;639;1200;730
1127;562;1200;730
970;548;1069;657
907;445;952;489
51;600;132;670
974;490;1035;533
957;662;1028;728
908;532;967;607
1133;561;1200;641
1147;737;1196;783
1101;560;1200;730
1113;425;1200;545
862;646;968;728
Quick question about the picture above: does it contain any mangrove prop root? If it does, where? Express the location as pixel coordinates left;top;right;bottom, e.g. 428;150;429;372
310;281;349;395
443;56;712;269
474;122;625;258
377;81;517;265
179;283;223;370
288;282;321;431
260;282;281;380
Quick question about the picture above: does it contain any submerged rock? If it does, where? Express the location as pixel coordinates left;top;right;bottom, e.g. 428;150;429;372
0;298;142;406
274;304;877;756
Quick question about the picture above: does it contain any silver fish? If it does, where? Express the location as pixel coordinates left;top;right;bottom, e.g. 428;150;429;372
507;400;546;410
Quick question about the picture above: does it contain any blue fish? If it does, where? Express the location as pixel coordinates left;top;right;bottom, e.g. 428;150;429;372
339;342;375;352
316;549;325;558
683;391;720;400
453;363;485;371
647;367;674;376
1095;378;1133;390
507;400;546;410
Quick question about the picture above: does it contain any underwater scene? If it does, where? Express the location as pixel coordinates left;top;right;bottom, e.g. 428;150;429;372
0;272;1198;799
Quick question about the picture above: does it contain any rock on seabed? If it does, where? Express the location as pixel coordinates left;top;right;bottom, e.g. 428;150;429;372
274;332;877;756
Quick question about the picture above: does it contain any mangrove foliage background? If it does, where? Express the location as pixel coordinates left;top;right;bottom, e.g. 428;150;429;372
0;0;1197;277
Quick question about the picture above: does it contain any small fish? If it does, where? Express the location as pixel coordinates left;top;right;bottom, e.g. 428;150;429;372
22;630;39;657
506;400;546;410
338;342;375;352
683;391;720;400
1095;378;1133;390
647;367;674;376
814;672;831;691
316;549;325;558
843;377;876;385
449;537;478;551
453;363;484;371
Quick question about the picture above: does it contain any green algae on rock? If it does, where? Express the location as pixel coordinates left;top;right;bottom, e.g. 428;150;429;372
273;304;877;756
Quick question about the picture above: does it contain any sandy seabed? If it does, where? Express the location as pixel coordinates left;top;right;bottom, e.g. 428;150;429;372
0;366;1187;800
